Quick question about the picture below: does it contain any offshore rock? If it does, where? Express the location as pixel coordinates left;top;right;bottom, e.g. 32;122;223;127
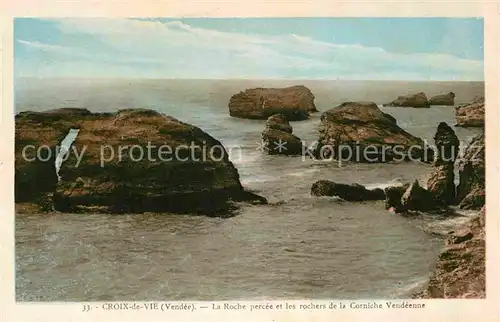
315;102;433;163
16;108;266;216
311;180;385;201
429;92;455;106
228;85;317;120
386;92;430;108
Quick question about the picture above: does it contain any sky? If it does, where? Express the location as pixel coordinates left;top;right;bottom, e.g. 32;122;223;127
14;18;484;81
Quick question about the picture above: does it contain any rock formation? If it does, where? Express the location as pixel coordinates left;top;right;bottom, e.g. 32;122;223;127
228;85;317;120
427;164;456;206
384;183;410;212
15;108;90;207
400;180;438;212
261;114;302;155
433;122;460;166
265;113;293;133
315;102;434;163
15;108;266;216
456;133;485;210
429;92;455;106
311;180;385;201
414;206;485;298
455;97;485;127
426;122;460;206
386;92;430;108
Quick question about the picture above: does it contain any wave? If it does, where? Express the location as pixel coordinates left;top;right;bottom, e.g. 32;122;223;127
286;168;320;177
364;177;405;190
391;278;429;298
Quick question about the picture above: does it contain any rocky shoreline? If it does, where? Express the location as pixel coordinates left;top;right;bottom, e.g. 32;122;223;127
15;85;486;298
413;206;485;298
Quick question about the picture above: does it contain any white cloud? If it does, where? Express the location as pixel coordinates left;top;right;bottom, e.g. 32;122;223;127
17;18;484;80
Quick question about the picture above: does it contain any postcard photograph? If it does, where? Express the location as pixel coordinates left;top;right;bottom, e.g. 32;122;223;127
13;17;485;302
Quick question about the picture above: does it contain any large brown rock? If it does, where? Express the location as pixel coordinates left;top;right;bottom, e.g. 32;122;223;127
427;163;456;206
455;97;485;127
429;92;455;106
262;114;302;155
433;122;460;165
17;108;266;216
414;206;485;298
315;102;434;163
386;92;430;108
456;133;485;209
15;108;90;205
311;180;385;201
228;85;317;120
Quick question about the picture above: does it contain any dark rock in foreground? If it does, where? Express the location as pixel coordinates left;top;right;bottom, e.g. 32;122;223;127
315;102;434;163
401;180;439;212
455;97;485;127
385;92;430;108
262;114;303;155
414;206;485;298
429;92;455;106
228;85;317;120
16;108;266;216
384;183;410;212
311;180;385;201
456;133;485;210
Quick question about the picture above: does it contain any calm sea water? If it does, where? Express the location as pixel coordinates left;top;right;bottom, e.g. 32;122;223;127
15;79;484;301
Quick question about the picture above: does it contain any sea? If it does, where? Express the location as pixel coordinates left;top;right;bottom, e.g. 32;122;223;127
14;78;484;301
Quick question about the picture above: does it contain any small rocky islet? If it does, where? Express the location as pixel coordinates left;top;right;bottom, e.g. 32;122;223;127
15;84;486;298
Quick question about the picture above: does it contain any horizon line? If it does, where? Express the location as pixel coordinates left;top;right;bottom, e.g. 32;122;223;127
14;76;485;83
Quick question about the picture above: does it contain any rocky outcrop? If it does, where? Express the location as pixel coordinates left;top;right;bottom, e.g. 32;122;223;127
265;114;293;133
228;85;317;120
386;92;430;108
455;97;485;127
315;102;434;163
384;183;410;212
429;92;455;106
15;108;90;205
262;114;302;155
311;180;385;201
426;122;460;206
456;133;485;209
414;206;485;298
401;180;438;212
433;122;460;165
16;108;266;216
427;164;456;206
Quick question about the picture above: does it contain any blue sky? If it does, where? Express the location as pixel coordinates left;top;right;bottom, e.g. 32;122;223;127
14;18;484;80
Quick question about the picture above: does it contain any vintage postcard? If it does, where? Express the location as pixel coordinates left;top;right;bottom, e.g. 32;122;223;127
1;1;499;321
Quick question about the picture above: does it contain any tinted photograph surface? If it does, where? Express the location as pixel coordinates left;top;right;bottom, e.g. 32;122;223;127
14;17;485;302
